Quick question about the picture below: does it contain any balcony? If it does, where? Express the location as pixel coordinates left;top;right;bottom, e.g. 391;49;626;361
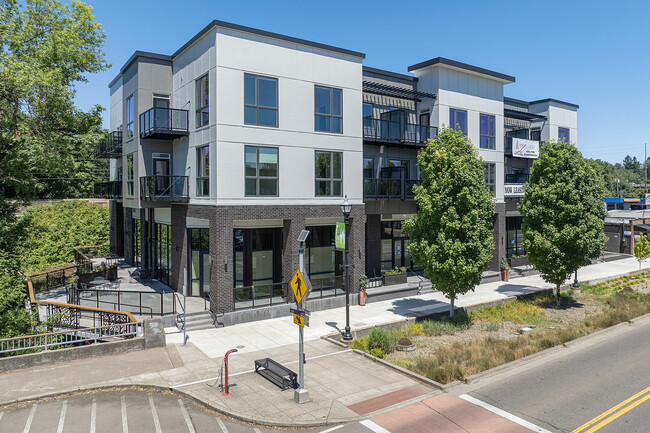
505;136;540;159
363;118;437;147
95;131;123;159
505;173;529;184
139;176;189;202
93;181;122;199
364;178;420;201
139;108;189;140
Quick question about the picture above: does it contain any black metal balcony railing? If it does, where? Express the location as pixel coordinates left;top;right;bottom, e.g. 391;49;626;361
363;118;437;146
139;107;189;140
139;176;189;202
95;131;123;159
504;136;541;158
505;173;530;184
364;178;420;200
93;181;122;199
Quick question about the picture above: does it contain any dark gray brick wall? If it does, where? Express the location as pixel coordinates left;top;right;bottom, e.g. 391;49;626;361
365;214;382;278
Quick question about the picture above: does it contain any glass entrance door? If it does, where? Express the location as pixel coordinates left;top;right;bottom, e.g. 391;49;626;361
189;228;210;297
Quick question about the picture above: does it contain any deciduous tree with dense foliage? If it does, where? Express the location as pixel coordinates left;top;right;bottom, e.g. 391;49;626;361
403;127;495;317
520;141;607;307
0;0;109;337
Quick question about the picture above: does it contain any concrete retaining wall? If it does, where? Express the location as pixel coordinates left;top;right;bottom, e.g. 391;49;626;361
0;318;166;373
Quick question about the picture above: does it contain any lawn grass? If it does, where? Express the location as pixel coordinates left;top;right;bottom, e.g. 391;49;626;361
347;275;650;384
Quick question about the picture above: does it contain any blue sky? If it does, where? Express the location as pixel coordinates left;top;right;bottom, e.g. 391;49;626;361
73;0;650;164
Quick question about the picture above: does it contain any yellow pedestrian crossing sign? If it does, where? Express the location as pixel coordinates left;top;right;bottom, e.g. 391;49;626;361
291;268;308;304
293;313;305;327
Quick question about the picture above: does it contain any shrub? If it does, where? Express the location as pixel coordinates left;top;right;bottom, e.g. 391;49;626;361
368;327;397;354
369;348;384;359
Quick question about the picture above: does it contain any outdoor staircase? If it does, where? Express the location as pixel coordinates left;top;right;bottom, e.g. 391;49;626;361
177;311;215;331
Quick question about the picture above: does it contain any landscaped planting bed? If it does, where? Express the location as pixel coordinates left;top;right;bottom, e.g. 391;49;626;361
349;271;650;384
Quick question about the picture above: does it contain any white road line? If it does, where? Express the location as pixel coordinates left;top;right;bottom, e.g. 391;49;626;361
319;425;345;433
177;399;197;433
22;404;37;433
121;395;129;433
90;399;96;433
359;420;391;433
172;349;352;388
253;428;262;433
56;400;67;433
459;394;553;433
149;394;163;433
0;411;3;421
215;417;229;433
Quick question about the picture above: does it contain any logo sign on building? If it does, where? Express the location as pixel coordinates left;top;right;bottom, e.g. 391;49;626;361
504;184;526;198
512;138;540;159
335;222;346;250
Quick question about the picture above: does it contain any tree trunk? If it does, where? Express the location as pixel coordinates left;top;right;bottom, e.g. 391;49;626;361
556;284;561;308
450;297;455;317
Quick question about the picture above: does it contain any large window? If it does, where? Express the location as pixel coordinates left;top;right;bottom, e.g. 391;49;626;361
244;74;278;127
363;157;374;178
126;153;134;196
189;228;210;297
315;86;342;133
126;95;134;139
480;114;495;149
156;223;171;286
484;163;496;197
196;145;209;197
195;74;209;128
315;151;342;196
506;216;525;258
245;146;278;196
449;108;467;135
558;127;570;142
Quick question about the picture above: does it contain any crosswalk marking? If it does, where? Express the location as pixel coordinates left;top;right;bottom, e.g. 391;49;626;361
460;394;553;433
90;399;96;433
22;404;37;433
319;425;344;433
56;401;67;433
121;395;129;433
177;399;197;433
359;420;391;433
254;428;262;433
215;417;229;433
0;411;3;422
148;394;163;433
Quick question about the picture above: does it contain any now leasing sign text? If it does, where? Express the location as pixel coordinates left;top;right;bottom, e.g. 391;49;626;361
504;184;525;197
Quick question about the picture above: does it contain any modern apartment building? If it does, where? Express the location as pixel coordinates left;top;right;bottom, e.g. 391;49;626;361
96;20;578;321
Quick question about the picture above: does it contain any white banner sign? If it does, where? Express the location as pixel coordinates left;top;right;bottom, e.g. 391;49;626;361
512;138;540;159
504;184;525;197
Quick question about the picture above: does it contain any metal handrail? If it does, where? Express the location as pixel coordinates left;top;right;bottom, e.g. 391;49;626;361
505;173;530;184
363;118;437;145
71;287;164;317
139;175;189;201
0;322;141;356
139;107;189;137
95;130;123;158
363;178;420;200
94;181;122;199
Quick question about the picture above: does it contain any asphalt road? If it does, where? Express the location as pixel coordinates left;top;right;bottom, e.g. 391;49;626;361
463;317;650;433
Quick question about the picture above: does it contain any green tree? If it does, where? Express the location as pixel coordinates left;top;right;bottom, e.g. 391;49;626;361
0;0;109;198
403;127;494;317
0;0;109;337
634;234;650;271
520;141;607;307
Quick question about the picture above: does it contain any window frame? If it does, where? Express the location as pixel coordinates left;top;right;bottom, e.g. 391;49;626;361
126;153;134;196
314;150;343;196
484;162;496;197
479;113;496;149
195;74;209;129
244;145;279;197
196;145;210;197
125;94;134;140
558;127;570;142
449;107;468;135
244;73;279;127
314;85;343;134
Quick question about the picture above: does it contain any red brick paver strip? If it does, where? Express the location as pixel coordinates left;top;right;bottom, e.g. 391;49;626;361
371;399;466;433
347;384;432;415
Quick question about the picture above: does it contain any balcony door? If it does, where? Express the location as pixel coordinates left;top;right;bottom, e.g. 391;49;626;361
153;154;170;195
153;95;170;130
380;108;407;141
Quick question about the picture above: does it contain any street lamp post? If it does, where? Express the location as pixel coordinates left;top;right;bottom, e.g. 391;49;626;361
615;178;620;199
340;196;353;342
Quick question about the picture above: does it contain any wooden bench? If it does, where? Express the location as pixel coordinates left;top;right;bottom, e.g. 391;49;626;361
254;358;297;390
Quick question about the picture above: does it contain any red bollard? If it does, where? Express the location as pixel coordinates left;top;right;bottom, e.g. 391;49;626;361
222;348;238;396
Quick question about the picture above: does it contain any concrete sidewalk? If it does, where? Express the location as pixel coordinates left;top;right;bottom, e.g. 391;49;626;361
0;255;645;427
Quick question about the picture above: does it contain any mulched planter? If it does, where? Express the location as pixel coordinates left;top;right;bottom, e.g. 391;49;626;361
509;256;528;268
383;273;407;286
77;267;118;285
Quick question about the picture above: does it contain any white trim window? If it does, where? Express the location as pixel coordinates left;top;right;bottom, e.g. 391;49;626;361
195;74;209;128
245;146;278;196
479;114;495;149
315;151;342;196
196;145;209;197
244;74;278;127
484;163;496;197
315;86;342;133
126;95;134;139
